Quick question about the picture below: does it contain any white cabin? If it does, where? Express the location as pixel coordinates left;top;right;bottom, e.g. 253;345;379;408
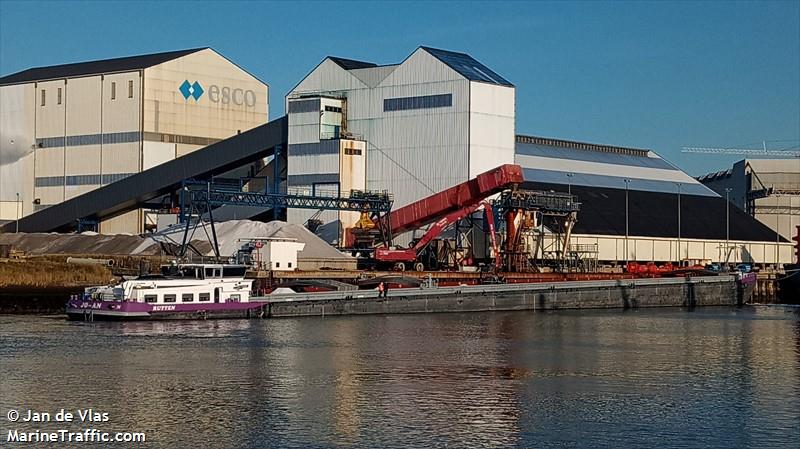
85;264;253;304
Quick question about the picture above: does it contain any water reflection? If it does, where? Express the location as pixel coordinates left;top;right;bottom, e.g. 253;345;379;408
0;307;798;448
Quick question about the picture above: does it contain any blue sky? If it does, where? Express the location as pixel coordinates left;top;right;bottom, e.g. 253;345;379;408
1;0;798;176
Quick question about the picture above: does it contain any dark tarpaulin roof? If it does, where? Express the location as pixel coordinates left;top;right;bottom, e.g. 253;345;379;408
0;48;206;85
522;181;785;243
327;57;377;70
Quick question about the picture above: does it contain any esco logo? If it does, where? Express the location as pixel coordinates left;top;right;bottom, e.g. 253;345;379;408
179;80;257;107
208;85;257;107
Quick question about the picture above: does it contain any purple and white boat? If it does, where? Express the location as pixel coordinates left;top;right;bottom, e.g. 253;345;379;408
66;264;267;320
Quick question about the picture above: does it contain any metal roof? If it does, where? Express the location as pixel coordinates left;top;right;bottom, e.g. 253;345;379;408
0;48;206;85
327;57;377;70
517;142;676;170
522;180;785;242
522;168;717;197
420;46;513;87
515;134;717;196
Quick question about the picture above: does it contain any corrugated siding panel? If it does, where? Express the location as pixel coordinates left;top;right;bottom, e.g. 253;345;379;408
65;76;102;135
469;81;515;178
101;72;140;133
348;80;470;209
290;59;366;97
378;49;463;86
288;140;340;181
101;142;139;174
288;124;320;145
348;65;399;88
65;145;101;177
0;83;36;215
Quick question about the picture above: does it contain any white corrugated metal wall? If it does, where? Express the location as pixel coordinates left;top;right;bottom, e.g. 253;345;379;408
0;83;35;219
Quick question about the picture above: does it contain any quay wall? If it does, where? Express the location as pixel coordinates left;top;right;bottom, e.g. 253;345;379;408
260;276;740;318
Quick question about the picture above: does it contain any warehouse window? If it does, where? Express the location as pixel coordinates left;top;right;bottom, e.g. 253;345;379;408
344;148;362;156
324;105;342;113
41;89;46;106
384;93;452;112
111;81;116;100
34;176;65;187
287;98;321;113
65;174;101;186
57;88;62;105
128;80;133;98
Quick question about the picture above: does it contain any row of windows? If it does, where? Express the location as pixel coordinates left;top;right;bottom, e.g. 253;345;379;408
36;131;141;148
41;80;133;107
143;293;241;303
34;173;135;187
66;174;101;186
343;148;362;156
288;98;321;113
141;132;219;146
383;93;453;112
324;105;342;113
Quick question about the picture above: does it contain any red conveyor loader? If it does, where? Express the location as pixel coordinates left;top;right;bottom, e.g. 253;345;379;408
374;164;524;270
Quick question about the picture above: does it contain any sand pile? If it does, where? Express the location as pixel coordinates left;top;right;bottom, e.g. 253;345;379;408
138;220;350;259
1;220;350;261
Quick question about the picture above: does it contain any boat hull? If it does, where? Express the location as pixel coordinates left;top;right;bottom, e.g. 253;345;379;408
66;299;267;321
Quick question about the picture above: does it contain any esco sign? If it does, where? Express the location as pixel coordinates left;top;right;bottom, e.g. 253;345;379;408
208;85;257;107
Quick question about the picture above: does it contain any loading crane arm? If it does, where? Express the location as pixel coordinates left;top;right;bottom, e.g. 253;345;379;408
375;201;500;271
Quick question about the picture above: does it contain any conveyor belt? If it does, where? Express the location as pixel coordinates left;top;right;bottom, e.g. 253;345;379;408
2;117;287;233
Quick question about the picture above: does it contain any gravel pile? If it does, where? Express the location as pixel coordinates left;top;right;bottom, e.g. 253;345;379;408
1;220;350;261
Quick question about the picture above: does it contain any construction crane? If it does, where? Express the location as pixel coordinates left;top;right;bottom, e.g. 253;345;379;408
682;140;800;157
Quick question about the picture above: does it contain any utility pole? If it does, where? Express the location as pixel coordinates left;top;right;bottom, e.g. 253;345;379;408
725;187;732;265
566;172;573;195
624;179;630;264
676;183;682;266
15;192;20;233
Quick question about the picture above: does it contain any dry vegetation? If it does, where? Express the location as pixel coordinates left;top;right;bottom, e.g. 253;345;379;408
0;258;113;289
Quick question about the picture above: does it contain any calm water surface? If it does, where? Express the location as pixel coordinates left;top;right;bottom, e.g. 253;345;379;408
1;307;799;448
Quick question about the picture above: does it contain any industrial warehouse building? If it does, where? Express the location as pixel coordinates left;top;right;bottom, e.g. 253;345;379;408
516;135;792;265
283;46;792;265
285;46;514;242
698;159;800;242
0;45;793;266
0;48;268;233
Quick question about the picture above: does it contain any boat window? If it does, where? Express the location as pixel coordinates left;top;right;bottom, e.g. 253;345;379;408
180;267;200;279
230;294;240;302
199;293;210;302
214;269;222;277
222;266;247;277
164;294;176;303
182;293;194;302
144;295;157;303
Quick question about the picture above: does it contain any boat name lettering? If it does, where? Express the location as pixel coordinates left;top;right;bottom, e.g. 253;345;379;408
151;305;176;311
79;302;103;309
